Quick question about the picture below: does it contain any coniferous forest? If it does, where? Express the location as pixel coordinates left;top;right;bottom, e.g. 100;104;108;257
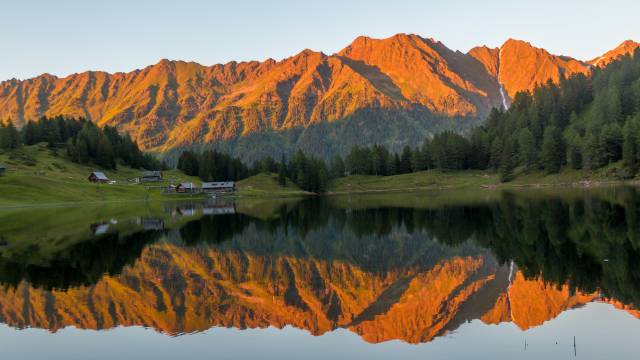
0;116;162;170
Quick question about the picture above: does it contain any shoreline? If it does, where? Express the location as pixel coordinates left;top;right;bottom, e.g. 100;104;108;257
3;179;638;209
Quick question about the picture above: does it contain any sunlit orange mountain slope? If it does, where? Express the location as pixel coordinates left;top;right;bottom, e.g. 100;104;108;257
589;40;640;67
0;36;637;153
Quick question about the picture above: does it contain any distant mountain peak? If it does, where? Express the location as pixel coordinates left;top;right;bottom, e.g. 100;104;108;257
589;40;640;66
496;38;589;98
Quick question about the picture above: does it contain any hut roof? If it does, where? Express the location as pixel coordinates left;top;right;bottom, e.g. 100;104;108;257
90;171;109;181
177;182;195;189
201;182;235;189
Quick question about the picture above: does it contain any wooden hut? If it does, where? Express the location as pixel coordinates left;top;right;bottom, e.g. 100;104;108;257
88;171;109;184
140;171;163;182
201;182;235;193
176;182;197;193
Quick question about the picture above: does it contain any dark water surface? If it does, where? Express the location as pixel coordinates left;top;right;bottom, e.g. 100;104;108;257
1;188;640;359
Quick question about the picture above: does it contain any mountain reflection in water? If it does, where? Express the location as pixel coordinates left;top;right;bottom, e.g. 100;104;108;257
0;189;640;345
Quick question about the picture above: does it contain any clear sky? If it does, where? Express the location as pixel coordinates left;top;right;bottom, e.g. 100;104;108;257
3;0;639;81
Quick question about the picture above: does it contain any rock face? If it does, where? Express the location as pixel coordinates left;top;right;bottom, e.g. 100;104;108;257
0;36;634;152
0;243;630;343
589;40;640;67
494;39;591;99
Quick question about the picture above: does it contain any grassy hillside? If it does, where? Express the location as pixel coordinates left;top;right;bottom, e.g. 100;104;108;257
328;170;499;193
0;145;633;207
0;144;202;206
235;173;309;197
328;165;637;194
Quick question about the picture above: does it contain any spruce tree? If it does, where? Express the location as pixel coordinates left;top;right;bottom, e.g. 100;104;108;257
541;126;564;173
623;117;640;175
566;134;583;170
6;121;20;149
400;146;413;174
329;155;345;179
517;128;537;171
278;154;287;186
22;122;39;145
499;141;515;182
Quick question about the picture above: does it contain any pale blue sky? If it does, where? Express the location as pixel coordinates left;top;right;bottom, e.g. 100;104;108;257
3;0;639;81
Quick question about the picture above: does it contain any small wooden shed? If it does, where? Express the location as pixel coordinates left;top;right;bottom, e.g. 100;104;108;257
176;182;197;193
141;171;163;183
88;171;109;184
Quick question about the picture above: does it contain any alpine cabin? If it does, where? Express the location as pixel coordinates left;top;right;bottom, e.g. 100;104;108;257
88;171;110;184
176;182;197;193
201;182;235;193
141;171;163;183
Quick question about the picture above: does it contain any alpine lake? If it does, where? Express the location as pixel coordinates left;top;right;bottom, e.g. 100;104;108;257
1;187;640;359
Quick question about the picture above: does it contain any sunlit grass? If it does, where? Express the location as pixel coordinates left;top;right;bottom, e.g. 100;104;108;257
0;144;203;206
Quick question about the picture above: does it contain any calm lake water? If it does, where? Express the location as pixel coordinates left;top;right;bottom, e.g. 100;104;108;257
1;188;640;359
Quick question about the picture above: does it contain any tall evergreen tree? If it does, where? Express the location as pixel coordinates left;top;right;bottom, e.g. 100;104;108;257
541;126;564;173
329;155;345;179
399;146;413;174
517;128;537;171
499;141;515;182
278;154;287;186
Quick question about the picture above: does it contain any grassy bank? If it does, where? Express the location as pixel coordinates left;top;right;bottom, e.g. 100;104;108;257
235;173;310;197
0;144;203;207
327;164;638;194
327;170;498;194
0;145;309;207
1;144;636;207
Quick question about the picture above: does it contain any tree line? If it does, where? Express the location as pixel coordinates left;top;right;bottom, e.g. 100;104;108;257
177;150;250;182
0;116;162;170
476;48;640;180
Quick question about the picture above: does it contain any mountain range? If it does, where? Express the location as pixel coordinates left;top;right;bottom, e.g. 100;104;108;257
1;35;638;160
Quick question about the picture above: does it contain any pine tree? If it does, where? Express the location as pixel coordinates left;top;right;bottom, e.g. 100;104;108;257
177;151;199;176
393;153;401;175
329;155;345;179
600;123;623;163
469;129;489;169
499;141;515;182
96;135;116;169
411;143;431;172
566;134;583;170
582;133;599;172
623;117;640;175
400;146;413;174
541;126;564;173
22;122;39;145
489;138;503;170
278;154;287;186
0;123;5;149
47;120;62;147
517;128;537;171
7;121;20;149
